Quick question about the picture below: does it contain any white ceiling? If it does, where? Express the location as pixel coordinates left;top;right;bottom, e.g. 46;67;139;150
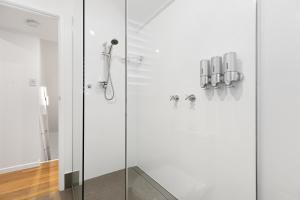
0;1;172;41
0;4;58;42
128;0;173;24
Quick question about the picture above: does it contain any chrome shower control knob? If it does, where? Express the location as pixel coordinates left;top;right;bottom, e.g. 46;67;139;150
170;95;180;102
185;94;196;102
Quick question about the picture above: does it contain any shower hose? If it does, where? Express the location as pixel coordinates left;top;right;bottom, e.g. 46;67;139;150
104;54;115;101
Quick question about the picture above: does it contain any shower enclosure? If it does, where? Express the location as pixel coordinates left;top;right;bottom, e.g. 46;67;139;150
1;0;299;199
81;0;256;199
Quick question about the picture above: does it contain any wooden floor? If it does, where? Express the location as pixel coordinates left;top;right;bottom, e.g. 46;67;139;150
0;160;59;200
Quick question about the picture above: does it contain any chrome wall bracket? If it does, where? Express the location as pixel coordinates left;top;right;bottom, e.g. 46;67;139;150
224;71;243;87
99;81;108;89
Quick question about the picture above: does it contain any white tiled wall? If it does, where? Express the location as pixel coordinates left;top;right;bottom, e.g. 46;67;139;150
84;0;126;180
85;0;257;199
129;0;257;199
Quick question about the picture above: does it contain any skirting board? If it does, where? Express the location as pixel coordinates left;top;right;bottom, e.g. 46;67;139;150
0;161;40;174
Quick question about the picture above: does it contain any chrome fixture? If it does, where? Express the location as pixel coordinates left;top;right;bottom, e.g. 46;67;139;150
211;56;223;88
170;95;180;102
87;84;92;89
99;39;119;100
200;60;211;89
185;94;196;102
120;55;144;64
127;55;144;64
223;52;243;87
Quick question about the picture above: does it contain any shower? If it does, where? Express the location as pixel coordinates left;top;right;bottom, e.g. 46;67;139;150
100;39;119;100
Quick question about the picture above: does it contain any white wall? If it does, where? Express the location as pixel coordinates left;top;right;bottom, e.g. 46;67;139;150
40;40;58;134
0;0;76;190
259;0;300;199
126;20;150;169
84;0;125;180
40;39;59;159
0;29;41;173
129;0;257;199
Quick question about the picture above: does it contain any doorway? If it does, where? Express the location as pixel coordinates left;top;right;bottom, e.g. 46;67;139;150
0;3;60;199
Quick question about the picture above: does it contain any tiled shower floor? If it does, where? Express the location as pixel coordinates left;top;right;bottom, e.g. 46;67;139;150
83;167;177;200
37;167;176;200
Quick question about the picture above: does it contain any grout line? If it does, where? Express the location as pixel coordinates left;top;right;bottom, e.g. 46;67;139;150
131;167;177;200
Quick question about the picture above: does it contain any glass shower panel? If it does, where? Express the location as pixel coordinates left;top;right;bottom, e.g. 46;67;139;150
72;0;84;198
84;0;126;199
127;0;257;200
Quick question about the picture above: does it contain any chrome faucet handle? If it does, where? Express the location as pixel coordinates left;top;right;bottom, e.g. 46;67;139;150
185;94;196;102
170;95;180;102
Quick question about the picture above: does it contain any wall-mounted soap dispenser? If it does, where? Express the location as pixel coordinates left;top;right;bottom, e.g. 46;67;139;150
200;59;211;89
211;56;223;88
223;52;243;87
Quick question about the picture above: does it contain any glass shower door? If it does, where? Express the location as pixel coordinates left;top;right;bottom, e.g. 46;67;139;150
82;0;257;199
83;0;126;199
126;0;257;199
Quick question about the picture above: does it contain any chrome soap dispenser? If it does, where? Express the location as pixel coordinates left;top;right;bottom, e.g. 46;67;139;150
211;56;223;88
200;59;211;89
223;52;243;87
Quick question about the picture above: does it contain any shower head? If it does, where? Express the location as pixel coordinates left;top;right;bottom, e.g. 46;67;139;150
111;39;119;45
108;39;119;54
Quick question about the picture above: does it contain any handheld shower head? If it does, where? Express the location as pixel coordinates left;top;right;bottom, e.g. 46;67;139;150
101;39;119;101
111;39;119;45
108;39;119;54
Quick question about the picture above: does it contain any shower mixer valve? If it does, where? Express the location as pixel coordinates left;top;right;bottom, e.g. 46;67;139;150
185;94;196;102
99;81;108;89
170;95;180;102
